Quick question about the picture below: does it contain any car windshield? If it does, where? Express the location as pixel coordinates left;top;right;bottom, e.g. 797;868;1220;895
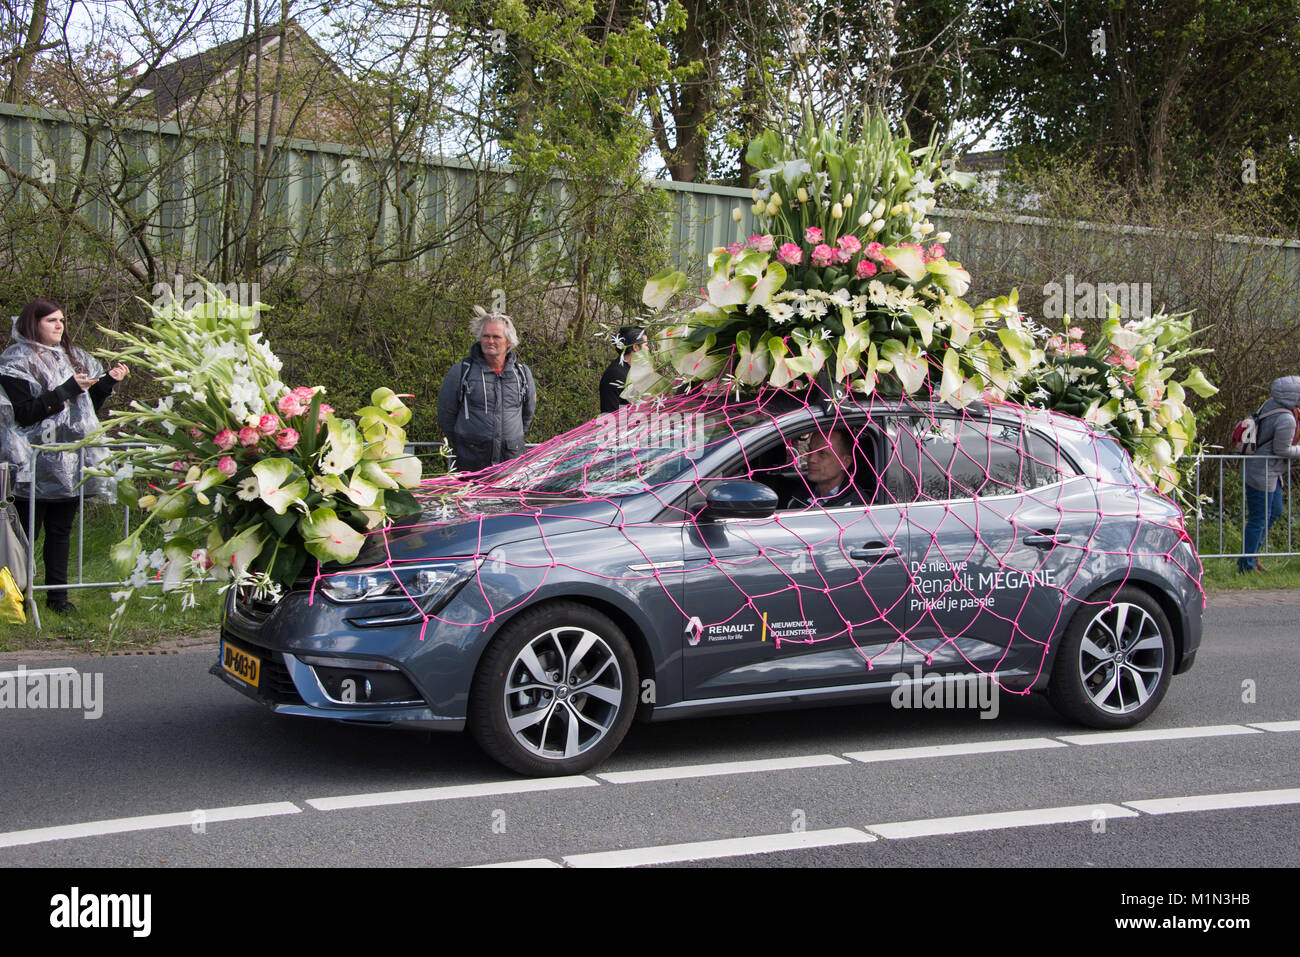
490;397;776;495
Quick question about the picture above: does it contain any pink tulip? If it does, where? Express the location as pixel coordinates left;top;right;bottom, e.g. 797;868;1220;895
865;242;885;261
747;233;775;252
856;259;877;279
275;428;300;451
217;456;237;477
777;243;803;266
317;404;334;424
258;413;280;435
214;429;237;450
238;427;260;447
811;244;834;267
837;235;862;256
804;227;824;244
277;394;304;417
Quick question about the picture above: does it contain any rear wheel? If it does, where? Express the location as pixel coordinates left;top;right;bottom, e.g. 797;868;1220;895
470;602;638;776
1048;586;1174;728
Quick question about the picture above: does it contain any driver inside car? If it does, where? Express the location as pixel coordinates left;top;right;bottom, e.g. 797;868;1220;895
787;428;864;510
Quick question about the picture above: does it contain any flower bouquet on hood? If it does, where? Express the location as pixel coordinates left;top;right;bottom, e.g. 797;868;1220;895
83;284;423;627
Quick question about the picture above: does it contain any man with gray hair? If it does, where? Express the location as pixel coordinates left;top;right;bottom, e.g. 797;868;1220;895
437;307;536;473
1240;374;1300;572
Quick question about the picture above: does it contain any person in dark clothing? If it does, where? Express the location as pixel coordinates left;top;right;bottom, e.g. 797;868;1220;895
787;428;864;510
436;309;536;474
599;325;647;414
1239;374;1300;572
0;298;128;613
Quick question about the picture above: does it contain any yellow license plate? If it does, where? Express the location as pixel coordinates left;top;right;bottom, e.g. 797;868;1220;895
222;641;261;688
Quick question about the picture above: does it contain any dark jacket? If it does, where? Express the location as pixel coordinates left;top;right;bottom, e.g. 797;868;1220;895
787;480;863;511
599;356;630;414
437;343;536;473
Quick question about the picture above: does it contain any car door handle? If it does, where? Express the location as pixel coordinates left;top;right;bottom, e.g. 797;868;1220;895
1024;530;1072;548
850;542;899;561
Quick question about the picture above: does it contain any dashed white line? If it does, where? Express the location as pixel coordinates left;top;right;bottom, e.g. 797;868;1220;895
306;775;599;811
1248;721;1300;733
561;827;875;868
845;737;1065;764
597;754;849;784
1056;724;1260;745
865;803;1138;840
469;858;564;868
0;802;301;849
1124;788;1300;815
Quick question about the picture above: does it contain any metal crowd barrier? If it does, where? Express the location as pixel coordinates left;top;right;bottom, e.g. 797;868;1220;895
2;444;1294;632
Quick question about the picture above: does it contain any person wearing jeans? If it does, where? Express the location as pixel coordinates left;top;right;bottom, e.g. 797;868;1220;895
1239;375;1300;572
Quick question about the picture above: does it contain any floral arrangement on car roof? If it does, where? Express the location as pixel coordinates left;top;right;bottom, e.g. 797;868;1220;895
632;103;1217;496
83;285;423;627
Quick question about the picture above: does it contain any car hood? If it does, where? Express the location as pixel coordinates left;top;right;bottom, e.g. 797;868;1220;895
353;484;629;566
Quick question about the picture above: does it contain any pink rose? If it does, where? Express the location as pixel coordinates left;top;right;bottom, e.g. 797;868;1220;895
855;259;878;279
258;413;280;435
1068;326;1084;339
747;233;775;252
837;234;862;256
291;386;316;403
727;242;745;255
217;455;237;477
275;428;300;451
277;394;304;417
865;242;885;261
811;244;834;267
214;429;237;451
777;243;803;266
1046;336;1065;354
238;427;260;447
804;226;824;244
317;403;334;424
1069;342;1087;356
927;243;947;261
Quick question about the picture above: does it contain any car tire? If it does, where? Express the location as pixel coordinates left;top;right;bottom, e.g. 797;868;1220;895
1048;586;1174;729
469;602;638;776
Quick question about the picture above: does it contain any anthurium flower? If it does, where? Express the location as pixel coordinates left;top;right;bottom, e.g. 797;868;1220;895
299;507;366;565
342;469;381;506
321;415;363;475
1181;368;1218;398
252;458;310;515
211;525;265;576
734;330;773;386
642;269;688;309
161;539;197;591
880;245;926;281
370;388;413;426
110;535;143;578
382;455;423;489
674;334;724;380
880;339;928;394
940;348;982;408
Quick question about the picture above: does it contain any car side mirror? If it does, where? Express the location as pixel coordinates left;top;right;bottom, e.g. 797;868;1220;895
704;480;779;521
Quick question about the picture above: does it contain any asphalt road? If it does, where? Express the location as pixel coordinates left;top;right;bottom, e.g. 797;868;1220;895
1;597;1297;870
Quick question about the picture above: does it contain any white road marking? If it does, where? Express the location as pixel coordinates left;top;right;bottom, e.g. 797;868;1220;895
306;776;598;811
1248;721;1300;733
562;827;874;868
1056;724;1260;745
597;754;848;784
1124;788;1300;815
0;667;77;679
0;802;300;849
866;803;1138;839
469;858;564;868
845;737;1065;764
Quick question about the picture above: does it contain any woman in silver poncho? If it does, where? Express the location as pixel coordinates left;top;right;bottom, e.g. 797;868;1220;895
0;298;128;614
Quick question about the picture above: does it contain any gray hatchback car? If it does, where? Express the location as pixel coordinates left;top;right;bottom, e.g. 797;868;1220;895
215;389;1203;775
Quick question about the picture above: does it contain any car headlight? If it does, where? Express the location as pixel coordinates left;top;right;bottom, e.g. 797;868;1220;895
320;560;471;606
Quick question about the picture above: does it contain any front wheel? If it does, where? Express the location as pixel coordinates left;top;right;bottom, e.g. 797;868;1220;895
1048;586;1174;729
470;602;638;776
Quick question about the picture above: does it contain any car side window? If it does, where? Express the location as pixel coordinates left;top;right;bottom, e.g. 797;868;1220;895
904;417;1025;500
1024;429;1079;488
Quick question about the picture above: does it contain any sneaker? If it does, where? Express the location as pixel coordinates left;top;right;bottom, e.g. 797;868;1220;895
45;599;77;614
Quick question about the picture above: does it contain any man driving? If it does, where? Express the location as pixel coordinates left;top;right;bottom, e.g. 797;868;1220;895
788;428;863;509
